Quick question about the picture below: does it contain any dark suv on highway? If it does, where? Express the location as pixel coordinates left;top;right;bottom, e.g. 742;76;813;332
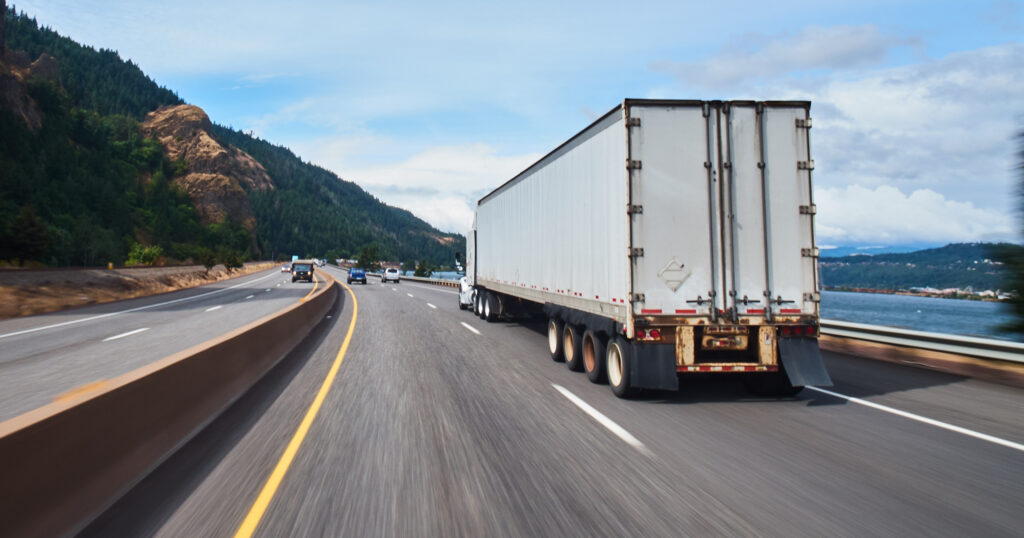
291;261;315;283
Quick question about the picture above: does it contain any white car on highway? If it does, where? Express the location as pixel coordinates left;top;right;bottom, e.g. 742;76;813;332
382;268;401;283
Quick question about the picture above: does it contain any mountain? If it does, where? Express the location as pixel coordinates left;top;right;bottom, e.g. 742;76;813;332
0;7;463;267
819;244;938;258
819;243;1020;292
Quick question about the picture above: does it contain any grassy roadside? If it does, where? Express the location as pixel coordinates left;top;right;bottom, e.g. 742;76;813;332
0;262;278;319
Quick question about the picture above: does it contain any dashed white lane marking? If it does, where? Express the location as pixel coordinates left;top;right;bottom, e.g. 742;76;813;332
426;303;437;309
0;271;278;340
407;293;414;298
460;322;481;335
806;386;1024;453
553;384;651;456
392;288;398;292
246;295;255;300
206;305;223;312
265;289;271;292
102;327;150;342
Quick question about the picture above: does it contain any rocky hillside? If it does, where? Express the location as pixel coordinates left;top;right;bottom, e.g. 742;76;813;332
1;7;464;267
141;104;272;231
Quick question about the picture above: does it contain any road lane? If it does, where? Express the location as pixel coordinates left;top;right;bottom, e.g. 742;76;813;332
86;267;1024;536
0;269;318;421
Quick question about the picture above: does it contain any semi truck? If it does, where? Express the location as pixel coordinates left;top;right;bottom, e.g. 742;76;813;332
463;99;832;398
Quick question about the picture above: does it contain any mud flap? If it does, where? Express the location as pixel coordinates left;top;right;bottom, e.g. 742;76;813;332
779;338;833;387
630;343;679;391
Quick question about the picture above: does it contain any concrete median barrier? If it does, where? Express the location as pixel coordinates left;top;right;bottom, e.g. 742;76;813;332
0;272;338;537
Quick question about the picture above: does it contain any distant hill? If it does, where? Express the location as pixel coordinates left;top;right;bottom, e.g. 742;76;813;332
0;7;463;267
819;243;1021;292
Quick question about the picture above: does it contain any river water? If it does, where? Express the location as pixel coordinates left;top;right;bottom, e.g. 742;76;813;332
821;290;1019;342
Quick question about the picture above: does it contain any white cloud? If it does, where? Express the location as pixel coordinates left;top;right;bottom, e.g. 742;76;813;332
809;43;1023;215
291;141;541;233
815;185;1015;244
656;28;1022;245
653;25;912;89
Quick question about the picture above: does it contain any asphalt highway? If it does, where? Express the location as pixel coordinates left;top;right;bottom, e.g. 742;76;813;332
78;265;1024;537
0;268;317;422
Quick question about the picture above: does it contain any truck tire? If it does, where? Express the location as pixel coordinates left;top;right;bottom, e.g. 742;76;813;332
563;324;584;371
458;297;468;310
484;292;500;322
742;372;803;398
583;330;607;383
607;338;636;398
476;292;486;319
548;318;565;362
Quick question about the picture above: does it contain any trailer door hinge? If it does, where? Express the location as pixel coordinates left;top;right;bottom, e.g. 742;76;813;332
801;247;820;258
627;117;641;127
627;159;643;170
804;292;821;302
796;118;813;129
629;247;645;258
629;292;646;303
799;204;817;215
627;204;644;215
797;160;815;170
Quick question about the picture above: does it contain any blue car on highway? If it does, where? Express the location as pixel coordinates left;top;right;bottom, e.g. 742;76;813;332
347;267;367;285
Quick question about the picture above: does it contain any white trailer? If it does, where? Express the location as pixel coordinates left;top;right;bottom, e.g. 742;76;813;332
466;99;831;398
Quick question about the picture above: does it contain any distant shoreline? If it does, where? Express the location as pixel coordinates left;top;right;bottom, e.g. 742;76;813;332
823;287;1006;303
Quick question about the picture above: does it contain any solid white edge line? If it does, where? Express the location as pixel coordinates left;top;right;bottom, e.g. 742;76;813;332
426;303;437;309
404;282;459;295
102;327;150;342
460;322;481;335
553;384;651;456
205;305;223;312
806;386;1024;453
0;271;279;340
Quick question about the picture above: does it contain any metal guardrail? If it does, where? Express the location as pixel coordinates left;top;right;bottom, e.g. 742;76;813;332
820;319;1024;364
392;274;460;288
385;273;1024;365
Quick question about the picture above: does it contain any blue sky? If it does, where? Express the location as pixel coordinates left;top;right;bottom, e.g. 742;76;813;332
13;0;1024;245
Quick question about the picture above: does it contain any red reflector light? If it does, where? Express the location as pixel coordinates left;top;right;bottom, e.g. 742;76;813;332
806;326;817;336
636;329;646;338
650;329;661;339
781;326;793;336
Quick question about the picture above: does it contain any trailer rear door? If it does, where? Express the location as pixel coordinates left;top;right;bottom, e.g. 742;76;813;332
628;101;818;321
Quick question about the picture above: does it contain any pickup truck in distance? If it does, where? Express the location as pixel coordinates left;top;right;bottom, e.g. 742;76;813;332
347;267;367;285
464;99;832;398
291;261;315;283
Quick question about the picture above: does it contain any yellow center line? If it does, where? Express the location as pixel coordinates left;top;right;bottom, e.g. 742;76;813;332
234;280;358;538
300;274;320;302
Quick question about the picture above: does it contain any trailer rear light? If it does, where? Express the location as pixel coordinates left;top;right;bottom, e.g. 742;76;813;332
634;328;665;342
780;325;818;337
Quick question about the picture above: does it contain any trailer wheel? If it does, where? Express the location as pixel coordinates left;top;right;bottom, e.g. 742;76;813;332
547;318;565;362
742;372;803;398
563;324;584;371
607;338;636;398
582;330;607;383
484;292;500;322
